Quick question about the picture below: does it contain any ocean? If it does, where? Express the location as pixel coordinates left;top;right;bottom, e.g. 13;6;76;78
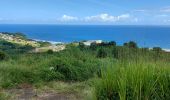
0;24;170;49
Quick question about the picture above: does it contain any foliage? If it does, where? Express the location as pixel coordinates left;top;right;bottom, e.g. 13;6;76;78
38;41;51;47
47;49;54;54
97;48;107;58
124;41;138;48
0;51;7;61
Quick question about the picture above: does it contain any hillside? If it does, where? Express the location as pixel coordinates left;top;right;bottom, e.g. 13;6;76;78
0;33;170;100
0;32;40;47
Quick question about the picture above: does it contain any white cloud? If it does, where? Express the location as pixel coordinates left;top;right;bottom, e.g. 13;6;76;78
57;13;139;23
84;13;130;22
59;15;78;22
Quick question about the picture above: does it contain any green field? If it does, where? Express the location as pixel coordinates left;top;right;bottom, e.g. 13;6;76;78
0;34;170;100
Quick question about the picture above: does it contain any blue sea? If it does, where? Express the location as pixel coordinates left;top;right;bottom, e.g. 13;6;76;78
0;24;170;49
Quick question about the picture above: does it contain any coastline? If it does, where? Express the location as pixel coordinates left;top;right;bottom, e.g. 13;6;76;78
162;49;170;52
33;39;65;44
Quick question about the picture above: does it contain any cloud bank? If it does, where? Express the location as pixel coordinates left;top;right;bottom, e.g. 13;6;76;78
57;13;136;23
84;13;130;22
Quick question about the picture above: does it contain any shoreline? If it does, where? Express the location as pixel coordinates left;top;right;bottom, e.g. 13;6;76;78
34;38;170;52
33;39;65;44
162;49;170;52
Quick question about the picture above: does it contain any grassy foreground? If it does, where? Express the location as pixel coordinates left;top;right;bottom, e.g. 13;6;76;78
94;60;170;100
0;34;170;99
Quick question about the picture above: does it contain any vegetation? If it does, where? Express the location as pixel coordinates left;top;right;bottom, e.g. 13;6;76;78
0;33;169;99
0;51;7;60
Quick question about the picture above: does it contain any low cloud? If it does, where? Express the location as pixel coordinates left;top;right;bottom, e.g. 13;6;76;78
84;13;130;22
59;15;78;22
58;13;132;23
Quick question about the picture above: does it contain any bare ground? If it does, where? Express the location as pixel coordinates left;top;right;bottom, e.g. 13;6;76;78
7;83;82;100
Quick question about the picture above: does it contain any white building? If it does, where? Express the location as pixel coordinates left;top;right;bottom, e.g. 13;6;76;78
82;40;102;46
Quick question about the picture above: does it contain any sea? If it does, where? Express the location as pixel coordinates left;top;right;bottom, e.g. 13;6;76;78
0;24;170;49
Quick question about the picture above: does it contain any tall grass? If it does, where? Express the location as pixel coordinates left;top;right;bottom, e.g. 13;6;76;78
94;60;170;100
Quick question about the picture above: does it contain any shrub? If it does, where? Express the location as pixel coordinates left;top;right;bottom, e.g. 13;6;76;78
97;48;107;58
47;49;54;54
39;68;65;81
0;51;7;60
43;55;99;81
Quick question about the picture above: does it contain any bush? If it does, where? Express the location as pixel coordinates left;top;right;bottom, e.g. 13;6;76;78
43;55;99;81
97;48;107;58
39;68;65;81
0;51;7;60
47;49;54;54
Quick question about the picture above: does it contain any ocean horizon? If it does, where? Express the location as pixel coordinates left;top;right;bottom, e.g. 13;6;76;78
0;24;170;49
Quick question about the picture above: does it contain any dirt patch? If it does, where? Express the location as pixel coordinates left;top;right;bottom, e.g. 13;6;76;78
7;84;81;100
37;92;71;100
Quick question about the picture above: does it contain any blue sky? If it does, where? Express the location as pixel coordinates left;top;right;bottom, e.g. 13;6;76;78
1;0;170;25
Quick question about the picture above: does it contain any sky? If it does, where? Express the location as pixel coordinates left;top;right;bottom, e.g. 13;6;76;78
1;0;170;25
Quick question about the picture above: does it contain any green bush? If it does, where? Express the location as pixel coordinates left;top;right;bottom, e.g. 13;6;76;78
0;51;7;60
39;68;65;81
97;48;107;58
47;49;54;54
43;55;99;81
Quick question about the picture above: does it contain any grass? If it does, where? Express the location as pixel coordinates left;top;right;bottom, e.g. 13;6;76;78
94;60;170;100
0;40;170;100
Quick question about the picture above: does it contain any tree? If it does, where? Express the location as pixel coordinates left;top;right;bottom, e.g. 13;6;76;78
108;41;116;46
129;41;138;48
153;47;162;52
124;41;138;48
97;48;107;58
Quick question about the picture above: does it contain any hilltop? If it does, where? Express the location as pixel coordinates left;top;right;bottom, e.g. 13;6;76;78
0;32;40;47
0;32;66;53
